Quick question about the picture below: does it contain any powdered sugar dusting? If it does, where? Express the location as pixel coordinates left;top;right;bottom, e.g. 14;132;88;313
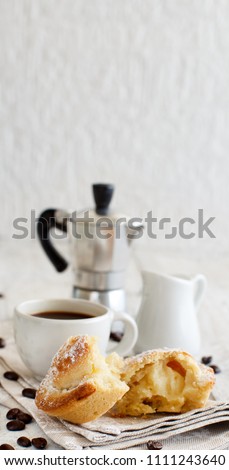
53;335;88;368
36;335;90;404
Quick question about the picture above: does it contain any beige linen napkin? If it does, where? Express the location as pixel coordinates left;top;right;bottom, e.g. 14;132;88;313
0;385;61;450
1;325;229;449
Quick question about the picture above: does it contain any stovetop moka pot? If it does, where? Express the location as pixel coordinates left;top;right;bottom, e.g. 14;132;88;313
37;184;143;311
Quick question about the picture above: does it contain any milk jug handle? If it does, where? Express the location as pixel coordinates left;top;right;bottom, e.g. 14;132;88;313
193;274;207;310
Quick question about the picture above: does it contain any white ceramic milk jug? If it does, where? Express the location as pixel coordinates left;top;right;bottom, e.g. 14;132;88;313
135;271;207;357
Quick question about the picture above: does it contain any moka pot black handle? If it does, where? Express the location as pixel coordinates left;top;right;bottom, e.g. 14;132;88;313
37;208;68;272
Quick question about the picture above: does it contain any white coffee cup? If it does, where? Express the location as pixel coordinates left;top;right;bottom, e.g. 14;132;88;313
14;298;138;378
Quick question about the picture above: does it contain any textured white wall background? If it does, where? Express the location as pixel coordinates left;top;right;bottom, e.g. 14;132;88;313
1;0;229;256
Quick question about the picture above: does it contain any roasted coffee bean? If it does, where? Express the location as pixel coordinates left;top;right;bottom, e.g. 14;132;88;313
32;437;47;449
147;440;163;450
6;408;21;420
211;364;221;374
110;331;124;342
0;338;5;348
4;371;19;381
17;412;33;424
201;356;212;365
0;444;15;450
17;436;31;448
22;388;36;399
6;420;25;431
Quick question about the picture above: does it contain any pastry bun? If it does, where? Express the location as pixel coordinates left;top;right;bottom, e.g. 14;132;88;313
35;335;128;424
111;349;215;417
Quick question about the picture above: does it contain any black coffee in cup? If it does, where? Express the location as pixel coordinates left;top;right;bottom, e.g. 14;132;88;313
32;311;94;320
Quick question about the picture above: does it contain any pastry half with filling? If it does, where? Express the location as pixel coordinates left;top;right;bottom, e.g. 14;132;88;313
35;335;128;424
111;349;215;417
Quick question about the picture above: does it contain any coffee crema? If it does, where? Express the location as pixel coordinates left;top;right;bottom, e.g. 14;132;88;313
32;311;95;320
